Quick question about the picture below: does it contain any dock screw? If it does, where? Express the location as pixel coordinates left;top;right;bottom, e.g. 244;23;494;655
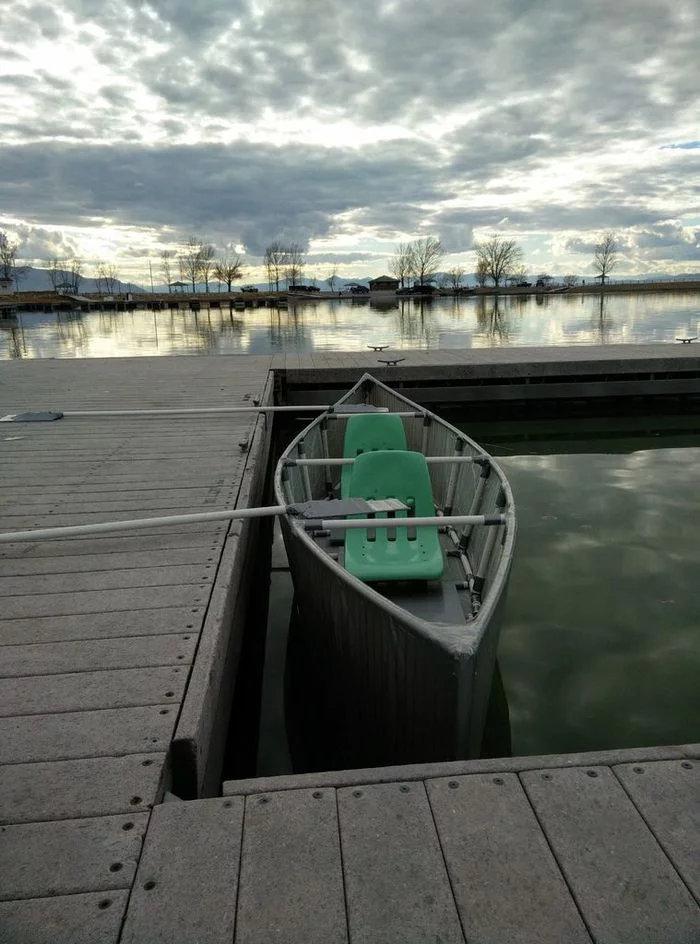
122;822;134;831
448;781;459;789
586;770;599;778
493;777;504;785
681;761;693;769
258;796;269;805
98;899;112;910
143;881;156;891
633;766;644;774
109;863;123;873
130;796;142;805
399;785;410;793
541;773;552;780
313;791;323;799
353;789;363;798
223;800;232;808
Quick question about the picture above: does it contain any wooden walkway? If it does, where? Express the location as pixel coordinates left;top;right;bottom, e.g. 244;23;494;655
0;356;273;939
115;746;700;944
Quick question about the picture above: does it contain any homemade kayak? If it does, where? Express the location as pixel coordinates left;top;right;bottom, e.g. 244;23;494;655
275;373;515;769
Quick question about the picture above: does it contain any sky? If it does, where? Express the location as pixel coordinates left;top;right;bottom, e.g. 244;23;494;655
1;0;699;285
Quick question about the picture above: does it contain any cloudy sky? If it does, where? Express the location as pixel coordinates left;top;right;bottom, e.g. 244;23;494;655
1;0;699;283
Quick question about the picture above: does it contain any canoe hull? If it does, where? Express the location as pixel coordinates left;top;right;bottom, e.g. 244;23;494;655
281;515;512;770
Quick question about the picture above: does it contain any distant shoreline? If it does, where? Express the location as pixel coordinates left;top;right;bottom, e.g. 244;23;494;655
1;278;700;312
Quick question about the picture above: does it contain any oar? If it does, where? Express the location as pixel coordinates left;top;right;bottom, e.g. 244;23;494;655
0;498;408;544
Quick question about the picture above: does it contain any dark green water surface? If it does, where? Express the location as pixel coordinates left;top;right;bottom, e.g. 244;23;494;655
474;419;700;757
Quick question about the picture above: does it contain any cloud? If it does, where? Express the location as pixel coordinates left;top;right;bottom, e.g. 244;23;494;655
1;0;699;275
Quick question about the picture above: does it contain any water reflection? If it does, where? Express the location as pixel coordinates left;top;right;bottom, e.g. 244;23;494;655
2;291;700;359
495;447;700;755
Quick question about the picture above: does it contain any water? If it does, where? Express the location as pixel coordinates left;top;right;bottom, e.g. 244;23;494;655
255;416;700;773
473;421;700;758
2;291;700;359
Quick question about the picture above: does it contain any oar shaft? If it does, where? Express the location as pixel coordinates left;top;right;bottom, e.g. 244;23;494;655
0;505;288;543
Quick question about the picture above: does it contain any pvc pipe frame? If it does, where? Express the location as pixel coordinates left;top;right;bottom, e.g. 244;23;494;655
317;514;506;530
288;455;483;467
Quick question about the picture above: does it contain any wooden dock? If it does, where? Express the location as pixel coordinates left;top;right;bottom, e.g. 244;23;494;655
0;355;273;937
1;349;699;942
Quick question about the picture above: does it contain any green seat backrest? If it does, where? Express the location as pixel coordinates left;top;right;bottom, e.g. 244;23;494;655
344;450;444;582
341;414;407;497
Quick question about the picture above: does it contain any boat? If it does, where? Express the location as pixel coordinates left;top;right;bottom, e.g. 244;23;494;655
274;373;516;771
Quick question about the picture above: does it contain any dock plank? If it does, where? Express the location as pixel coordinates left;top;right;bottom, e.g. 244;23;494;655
0;546;214;576
0;584;206;619
0;705;175;764
0;633;197;678
0;607;202;645
235;789;347;944
120;798;243;944
521;766;700;943
0;813;147;901
337;781;463;944
615;759;700;902
427;773;591;943
0;666;185;716
0;563;212;596
0;754;165;824
0;890;128;944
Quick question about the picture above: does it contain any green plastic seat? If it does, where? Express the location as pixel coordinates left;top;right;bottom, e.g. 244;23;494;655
344;450;444;582
341;413;407;497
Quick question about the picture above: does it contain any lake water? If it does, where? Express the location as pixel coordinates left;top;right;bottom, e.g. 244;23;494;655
254;418;700;774
2;291;700;358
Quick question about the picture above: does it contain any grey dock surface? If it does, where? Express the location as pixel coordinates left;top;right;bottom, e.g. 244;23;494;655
0;355;272;938
1;349;699;942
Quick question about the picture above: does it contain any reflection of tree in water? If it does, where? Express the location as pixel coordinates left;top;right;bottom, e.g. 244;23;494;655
593;294;614;344
395;298;438;347
266;306;310;351
0;316;26;359
56;310;89;355
475;296;514;344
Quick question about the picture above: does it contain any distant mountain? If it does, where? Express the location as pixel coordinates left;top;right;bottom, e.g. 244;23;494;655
11;266;145;294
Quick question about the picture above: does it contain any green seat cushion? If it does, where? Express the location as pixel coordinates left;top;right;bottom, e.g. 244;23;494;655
344;450;444;582
340;414;407;497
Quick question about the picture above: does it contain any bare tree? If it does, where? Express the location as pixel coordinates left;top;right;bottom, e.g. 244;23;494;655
179;237;204;292
409;236;443;287
389;242;414;288
535;273;553;287
213;251;244;292
96;262;119;294
69;257;83;294
593;232;618;286
474;235;523;288
475;258;489;287
445;266;465;292
0;231;19;282
563;274;579;287
161;250;174;291
264;241;287;292
326;264;339;293
199;243;216;293
47;257;65;291
285;243;305;287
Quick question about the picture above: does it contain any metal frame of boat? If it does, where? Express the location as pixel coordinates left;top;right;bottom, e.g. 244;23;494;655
274;373;516;770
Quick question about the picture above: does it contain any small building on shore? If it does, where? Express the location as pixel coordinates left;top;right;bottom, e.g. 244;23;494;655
369;275;400;292
0;276;14;295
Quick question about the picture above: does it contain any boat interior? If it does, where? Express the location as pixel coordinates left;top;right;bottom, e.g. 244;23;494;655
280;380;512;628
